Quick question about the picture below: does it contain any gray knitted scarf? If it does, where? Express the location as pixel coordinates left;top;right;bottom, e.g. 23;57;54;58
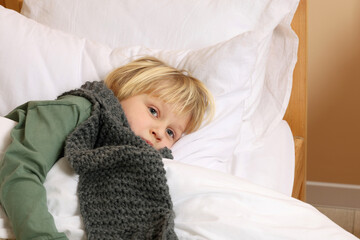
60;81;178;240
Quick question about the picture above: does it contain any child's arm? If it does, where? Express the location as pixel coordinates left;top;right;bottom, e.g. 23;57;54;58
0;96;91;240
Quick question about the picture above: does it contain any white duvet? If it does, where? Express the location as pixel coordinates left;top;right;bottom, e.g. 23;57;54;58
0;156;358;239
0;117;358;239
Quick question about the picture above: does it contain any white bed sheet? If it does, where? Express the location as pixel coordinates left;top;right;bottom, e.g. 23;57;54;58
0;117;358;240
0;157;357;240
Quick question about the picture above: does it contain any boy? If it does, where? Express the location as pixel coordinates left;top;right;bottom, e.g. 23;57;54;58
0;57;214;239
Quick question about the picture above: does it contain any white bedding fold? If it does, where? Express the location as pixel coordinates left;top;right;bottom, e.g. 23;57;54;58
0;156;357;239
166;160;357;240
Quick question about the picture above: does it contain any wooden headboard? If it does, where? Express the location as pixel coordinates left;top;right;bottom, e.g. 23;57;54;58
1;0;308;201
0;0;22;11
285;0;307;201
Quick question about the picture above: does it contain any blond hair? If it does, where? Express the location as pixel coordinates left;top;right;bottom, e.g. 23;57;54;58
105;57;214;134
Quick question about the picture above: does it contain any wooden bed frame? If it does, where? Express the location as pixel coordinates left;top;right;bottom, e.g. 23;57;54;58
1;0;307;201
285;0;307;201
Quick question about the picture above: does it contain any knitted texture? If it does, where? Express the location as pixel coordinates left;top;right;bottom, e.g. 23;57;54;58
60;81;178;240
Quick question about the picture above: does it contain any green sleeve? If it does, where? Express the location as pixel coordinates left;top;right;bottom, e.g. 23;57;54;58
0;96;91;240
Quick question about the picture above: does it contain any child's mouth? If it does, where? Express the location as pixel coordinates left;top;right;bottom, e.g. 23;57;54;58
142;138;153;146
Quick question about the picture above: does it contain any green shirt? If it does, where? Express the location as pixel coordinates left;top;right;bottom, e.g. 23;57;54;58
0;95;92;240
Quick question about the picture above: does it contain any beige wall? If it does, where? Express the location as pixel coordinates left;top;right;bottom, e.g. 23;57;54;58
308;0;360;185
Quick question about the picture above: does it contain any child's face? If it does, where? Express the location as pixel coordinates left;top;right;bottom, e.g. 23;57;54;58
120;94;190;150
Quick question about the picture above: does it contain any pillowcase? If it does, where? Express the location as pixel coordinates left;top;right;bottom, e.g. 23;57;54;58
21;0;297;50
0;6;256;173
0;0;299;189
21;0;300;141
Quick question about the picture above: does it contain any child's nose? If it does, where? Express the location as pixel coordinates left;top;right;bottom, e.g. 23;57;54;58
151;130;159;140
151;127;164;141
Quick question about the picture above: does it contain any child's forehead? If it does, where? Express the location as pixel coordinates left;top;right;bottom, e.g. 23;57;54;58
149;94;189;114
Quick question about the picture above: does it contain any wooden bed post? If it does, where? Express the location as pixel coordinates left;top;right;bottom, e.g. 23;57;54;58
1;0;22;12
285;0;307;201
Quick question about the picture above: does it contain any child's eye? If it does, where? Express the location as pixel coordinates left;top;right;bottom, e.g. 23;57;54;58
166;129;175;139
149;107;158;117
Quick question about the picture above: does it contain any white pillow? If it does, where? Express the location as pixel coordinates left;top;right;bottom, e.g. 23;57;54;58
0;0;299;184
0;6;258;172
21;0;297;50
21;0;300;141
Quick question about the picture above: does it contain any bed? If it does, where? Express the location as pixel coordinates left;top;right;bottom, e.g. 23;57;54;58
0;0;357;239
